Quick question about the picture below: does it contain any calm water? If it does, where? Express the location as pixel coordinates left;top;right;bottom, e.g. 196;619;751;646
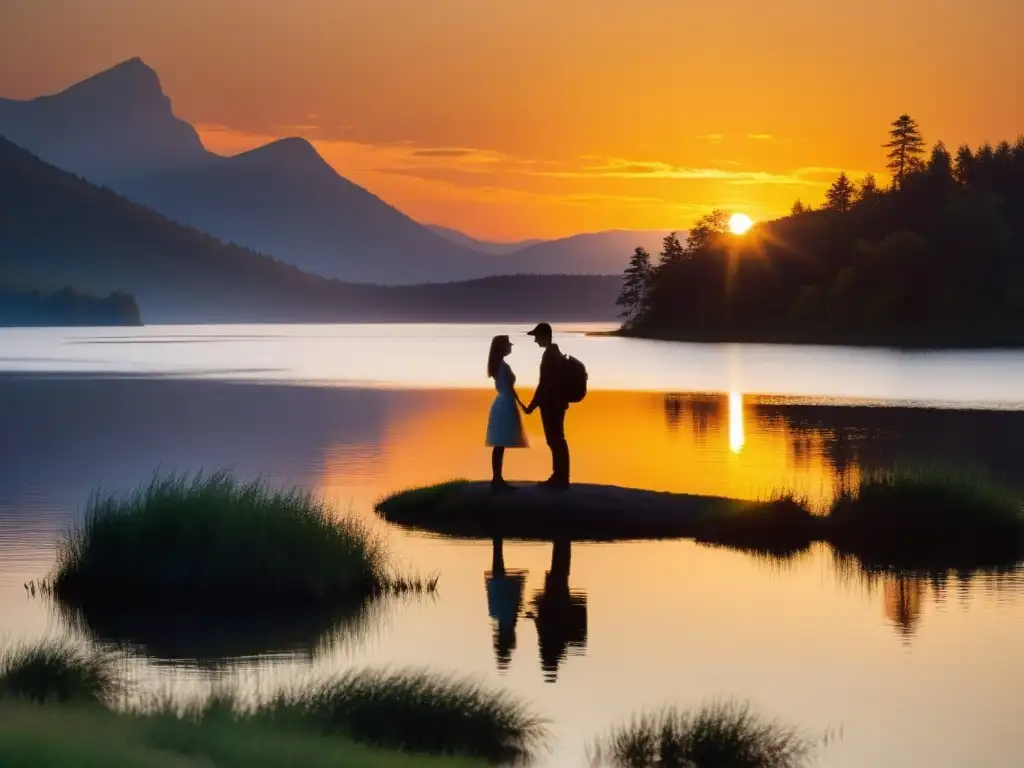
1;324;1023;767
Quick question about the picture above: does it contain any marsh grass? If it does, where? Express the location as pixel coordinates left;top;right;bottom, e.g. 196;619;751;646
695;491;818;557
830;467;1022;529
0;700;487;768
828;467;1024;564
256;668;548;764
0;638;122;705
53;472;428;609
589;700;814;768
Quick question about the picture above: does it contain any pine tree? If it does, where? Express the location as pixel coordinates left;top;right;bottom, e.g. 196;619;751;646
927;142;954;187
954;144;974;184
791;199;806;215
824;172;856;212
684;210;729;253
884;114;926;188
658;232;687;267
616;246;653;320
858;173;879;202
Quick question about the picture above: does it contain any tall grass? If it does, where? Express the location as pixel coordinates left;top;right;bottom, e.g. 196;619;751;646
0;700;487;768
829;467;1023;531
589;700;814;768
53;472;412;608
0;638;122;705
256;668;548;764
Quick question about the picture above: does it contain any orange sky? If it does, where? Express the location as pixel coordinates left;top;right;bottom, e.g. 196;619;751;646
1;0;1021;240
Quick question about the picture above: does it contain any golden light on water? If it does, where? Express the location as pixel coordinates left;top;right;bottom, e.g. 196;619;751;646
729;213;754;235
728;391;745;453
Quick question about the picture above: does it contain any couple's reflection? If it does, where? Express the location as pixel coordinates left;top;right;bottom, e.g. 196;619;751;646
484;538;587;682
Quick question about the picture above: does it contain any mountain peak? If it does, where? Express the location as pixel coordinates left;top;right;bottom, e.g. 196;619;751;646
56;56;165;107
232;137;333;173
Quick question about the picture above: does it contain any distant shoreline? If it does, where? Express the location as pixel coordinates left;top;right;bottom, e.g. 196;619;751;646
595;325;1024;350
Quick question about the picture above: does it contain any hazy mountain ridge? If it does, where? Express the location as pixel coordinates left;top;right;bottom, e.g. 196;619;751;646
0;137;619;323
116;136;492;284
0;58;674;284
425;225;545;256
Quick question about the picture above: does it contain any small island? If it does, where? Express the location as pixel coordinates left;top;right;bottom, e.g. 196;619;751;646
378;470;1024;565
0;286;142;326
613;115;1024;348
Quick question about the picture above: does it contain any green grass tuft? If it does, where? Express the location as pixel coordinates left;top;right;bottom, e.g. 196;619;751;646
53;472;406;609
0;638;122;705
589;699;814;768
830;467;1022;530
0;700;487;768
257;668;548;764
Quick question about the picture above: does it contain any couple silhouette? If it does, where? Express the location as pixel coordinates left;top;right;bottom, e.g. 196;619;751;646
485;322;571;492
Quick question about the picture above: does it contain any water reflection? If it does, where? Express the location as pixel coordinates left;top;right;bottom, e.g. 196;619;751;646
485;539;588;682
57;597;390;667
485;538;527;672
528;540;588;683
728;391;745;454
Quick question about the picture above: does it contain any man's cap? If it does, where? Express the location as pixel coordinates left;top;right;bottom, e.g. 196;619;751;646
527;322;552;337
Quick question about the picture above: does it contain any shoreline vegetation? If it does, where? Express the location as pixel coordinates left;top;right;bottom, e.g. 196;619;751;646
614;117;1024;349
0;285;142;327
0;640;546;764
378;469;1024;565
0;637;819;767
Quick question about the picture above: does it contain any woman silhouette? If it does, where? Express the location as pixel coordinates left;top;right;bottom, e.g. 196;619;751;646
486;335;528;492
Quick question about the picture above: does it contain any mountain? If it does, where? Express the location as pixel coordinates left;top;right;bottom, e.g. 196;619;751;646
428;225;681;275
116;137;491;284
503;230;678;275
0;138;619;323
426;225;544;256
0;58;206;182
0;58;666;283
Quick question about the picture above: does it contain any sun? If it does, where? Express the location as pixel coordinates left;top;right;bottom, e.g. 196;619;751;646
729;213;754;235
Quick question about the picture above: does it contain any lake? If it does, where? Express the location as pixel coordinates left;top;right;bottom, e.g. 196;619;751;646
1;323;1022;767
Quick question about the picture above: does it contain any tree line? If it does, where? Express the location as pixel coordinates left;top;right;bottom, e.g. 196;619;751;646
617;115;1024;345
0;286;142;326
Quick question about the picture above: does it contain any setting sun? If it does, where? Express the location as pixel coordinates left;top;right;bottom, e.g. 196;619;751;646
729;213;754;235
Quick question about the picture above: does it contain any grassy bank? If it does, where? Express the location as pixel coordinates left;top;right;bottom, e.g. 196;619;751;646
589;700;814;768
53;472;431;610
0;639;545;764
0;701;487;768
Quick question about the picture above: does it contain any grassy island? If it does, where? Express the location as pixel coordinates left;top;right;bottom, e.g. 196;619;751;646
377;469;1024;564
53;472;430;610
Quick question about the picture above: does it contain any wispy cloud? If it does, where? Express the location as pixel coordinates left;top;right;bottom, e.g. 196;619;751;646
696;133;725;143
748;133;773;140
410;148;477;158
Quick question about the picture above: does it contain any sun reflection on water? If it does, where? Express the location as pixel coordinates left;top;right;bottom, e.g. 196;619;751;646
728;391;745;454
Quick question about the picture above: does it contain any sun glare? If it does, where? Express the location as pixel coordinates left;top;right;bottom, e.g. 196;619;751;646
729;213;754;235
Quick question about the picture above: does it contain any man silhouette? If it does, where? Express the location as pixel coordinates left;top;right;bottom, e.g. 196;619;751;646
524;322;570;489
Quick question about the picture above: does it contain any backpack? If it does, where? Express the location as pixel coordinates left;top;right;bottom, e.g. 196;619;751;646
562;354;588;403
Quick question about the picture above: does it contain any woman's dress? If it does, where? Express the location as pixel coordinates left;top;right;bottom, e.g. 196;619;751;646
486;362;528;448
